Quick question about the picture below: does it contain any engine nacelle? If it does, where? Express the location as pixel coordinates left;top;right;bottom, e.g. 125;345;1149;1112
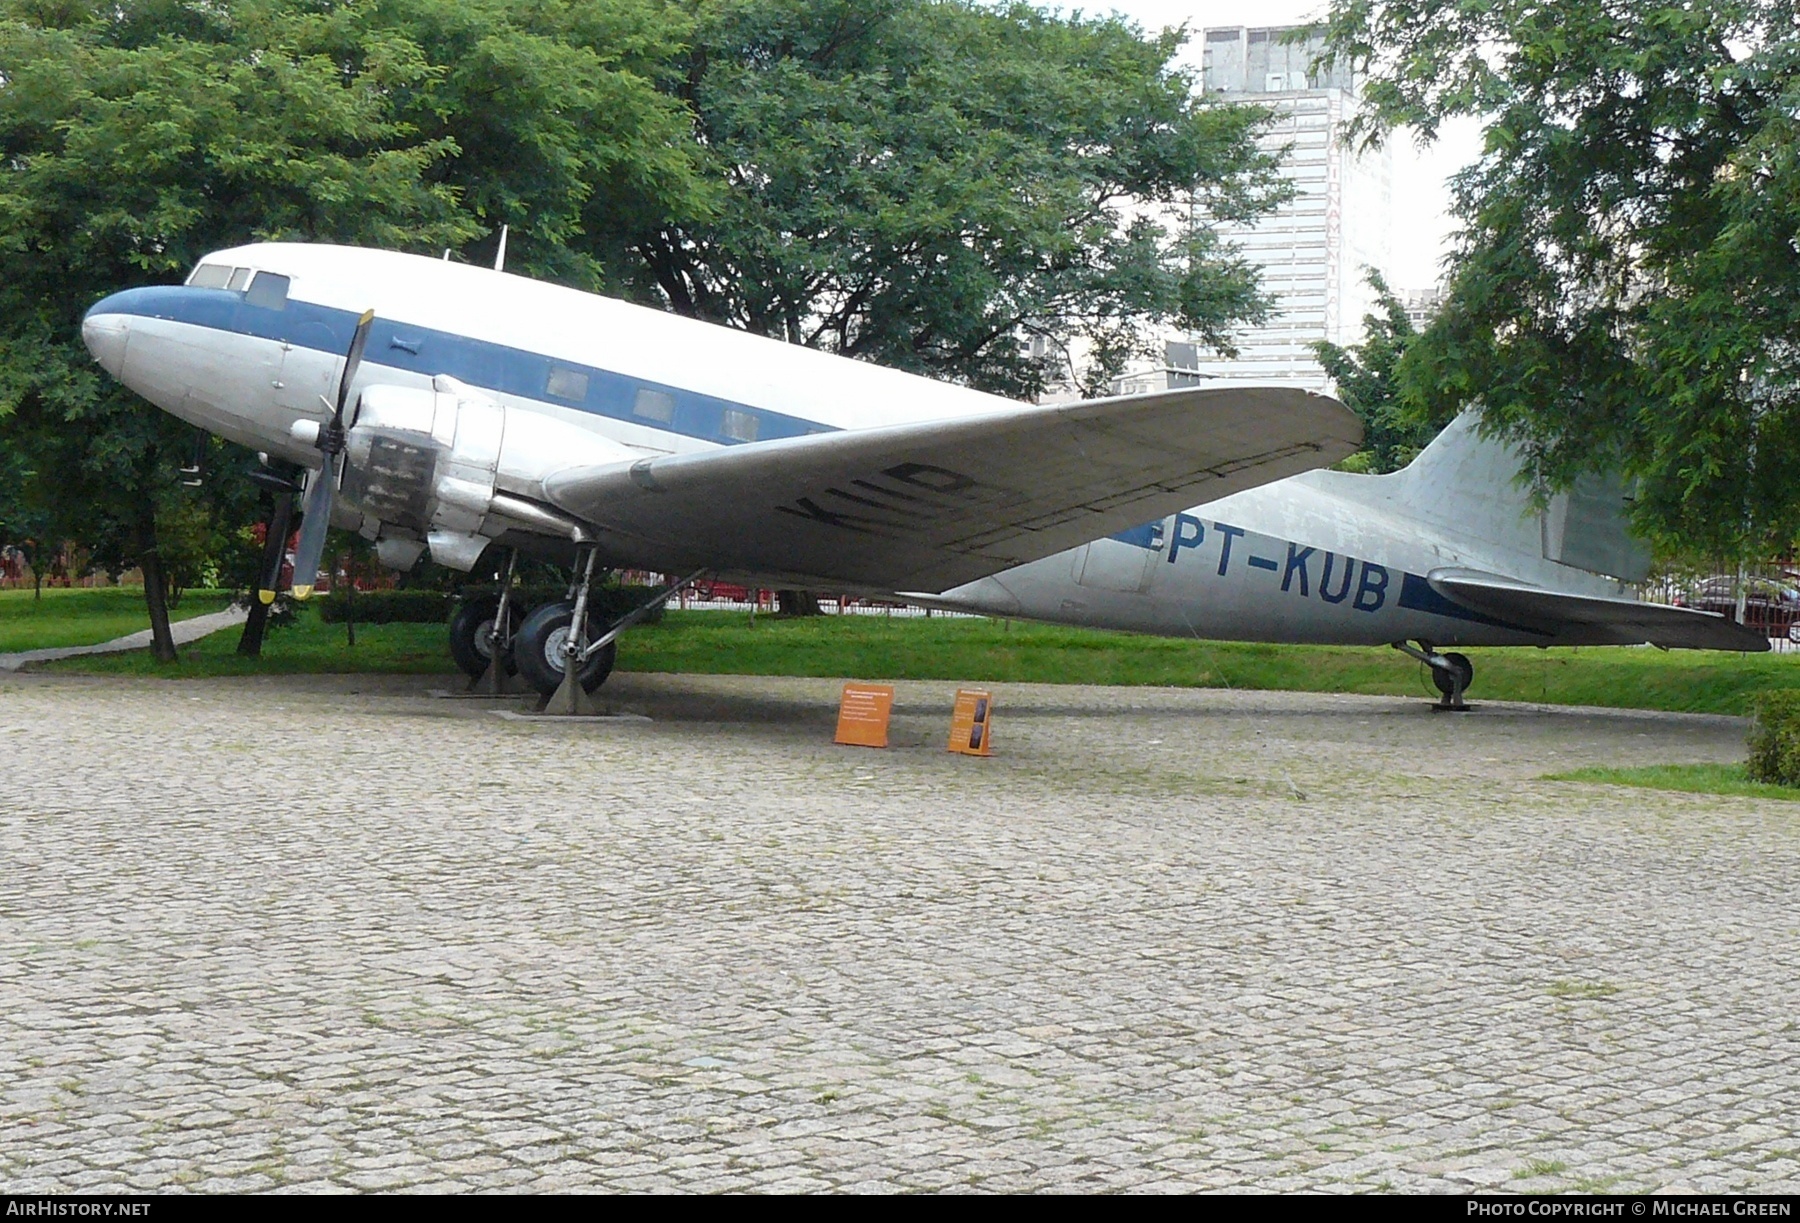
337;375;633;571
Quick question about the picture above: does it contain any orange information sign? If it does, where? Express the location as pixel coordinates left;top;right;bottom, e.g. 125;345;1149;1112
947;689;994;756
834;682;895;748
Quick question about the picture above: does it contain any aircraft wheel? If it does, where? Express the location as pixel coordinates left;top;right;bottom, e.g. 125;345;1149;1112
514;600;617;696
448;596;521;679
1431;651;1474;697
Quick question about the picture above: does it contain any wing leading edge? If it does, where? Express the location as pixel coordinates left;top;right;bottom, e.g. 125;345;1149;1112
541;385;1361;591
1430;571;1772;651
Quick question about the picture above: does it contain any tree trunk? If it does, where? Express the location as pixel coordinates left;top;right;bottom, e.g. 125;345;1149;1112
237;596;271;657
238;488;294;657
137;503;178;663
343;550;356;648
777;589;823;617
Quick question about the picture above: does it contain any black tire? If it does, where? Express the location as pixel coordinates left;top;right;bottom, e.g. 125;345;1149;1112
449;597;522;679
513;600;618;696
1431;651;1474;697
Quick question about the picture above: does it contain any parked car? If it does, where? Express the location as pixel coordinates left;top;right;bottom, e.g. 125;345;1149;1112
1672;576;1800;637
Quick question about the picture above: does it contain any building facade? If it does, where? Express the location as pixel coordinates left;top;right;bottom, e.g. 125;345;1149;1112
1185;24;1394;391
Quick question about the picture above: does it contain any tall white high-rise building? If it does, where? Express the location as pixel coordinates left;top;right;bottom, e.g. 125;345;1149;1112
1035;24;1397;401
1188;25;1393;390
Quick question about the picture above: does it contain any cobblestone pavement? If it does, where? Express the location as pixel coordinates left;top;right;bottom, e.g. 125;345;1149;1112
2;671;1796;1193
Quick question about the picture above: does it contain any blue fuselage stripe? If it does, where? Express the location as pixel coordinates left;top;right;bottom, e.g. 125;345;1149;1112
1098;515;1550;635
1107;521;1162;549
90;285;836;447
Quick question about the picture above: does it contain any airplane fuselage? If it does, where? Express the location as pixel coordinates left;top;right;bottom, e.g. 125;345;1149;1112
937;509;1563;648
83;242;1648;653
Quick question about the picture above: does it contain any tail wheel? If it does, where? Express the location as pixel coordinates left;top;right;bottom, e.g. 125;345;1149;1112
449;597;521;679
513;600;617;696
1431;651;1474;697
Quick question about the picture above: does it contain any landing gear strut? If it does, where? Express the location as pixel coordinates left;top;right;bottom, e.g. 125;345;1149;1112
1393;641;1475;711
513;550;708;715
452;548;523;695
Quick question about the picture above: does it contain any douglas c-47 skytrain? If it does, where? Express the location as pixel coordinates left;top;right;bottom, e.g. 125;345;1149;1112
82;243;1764;710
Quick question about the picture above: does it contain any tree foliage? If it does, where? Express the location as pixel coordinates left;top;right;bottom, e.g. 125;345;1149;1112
630;0;1290;398
1311;270;1436;473
0;0;707;646
1322;0;1800;557
0;0;1292;646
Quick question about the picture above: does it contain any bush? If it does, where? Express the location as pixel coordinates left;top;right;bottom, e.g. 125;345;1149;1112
317;583;669;626
1747;691;1800;786
317;589;452;624
455;583;667;626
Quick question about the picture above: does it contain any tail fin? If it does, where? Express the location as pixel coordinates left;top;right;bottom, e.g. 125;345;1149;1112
1330;412;1651;582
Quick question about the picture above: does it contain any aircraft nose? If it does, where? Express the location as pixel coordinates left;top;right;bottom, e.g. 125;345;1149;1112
82;312;131;377
82;288;154;377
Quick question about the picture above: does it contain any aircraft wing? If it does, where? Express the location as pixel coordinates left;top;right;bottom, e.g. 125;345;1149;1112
541;385;1361;591
1429;571;1772;651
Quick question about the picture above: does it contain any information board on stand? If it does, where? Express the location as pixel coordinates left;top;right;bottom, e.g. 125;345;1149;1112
947;689;994;756
834;682;895;748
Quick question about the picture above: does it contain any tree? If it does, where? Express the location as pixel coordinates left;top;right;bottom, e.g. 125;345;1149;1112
2;0;1295;651
0;0;463;656
330;0;712;288
1320;0;1800;559
627;0;1292;398
0;0;707;654
1311;271;1437;473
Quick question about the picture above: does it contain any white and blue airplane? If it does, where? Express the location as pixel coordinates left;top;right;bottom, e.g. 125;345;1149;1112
82;242;1762;708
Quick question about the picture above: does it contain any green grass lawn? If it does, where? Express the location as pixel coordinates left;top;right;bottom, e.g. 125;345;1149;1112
0;586;233;652
38;601;1800;716
1545;763;1800;802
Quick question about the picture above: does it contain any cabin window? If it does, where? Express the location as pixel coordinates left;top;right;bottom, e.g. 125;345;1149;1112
632;388;675;424
226;267;254;291
187;264;233;289
721;408;758;442
546;367;589;401
245;272;290;310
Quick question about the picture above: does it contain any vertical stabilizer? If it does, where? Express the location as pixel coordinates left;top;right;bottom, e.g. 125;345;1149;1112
1318;413;1651;582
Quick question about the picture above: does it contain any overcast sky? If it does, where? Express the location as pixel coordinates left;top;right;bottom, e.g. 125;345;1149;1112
1083;0;1484;292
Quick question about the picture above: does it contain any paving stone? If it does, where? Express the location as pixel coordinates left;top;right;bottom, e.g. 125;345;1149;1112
1;671;1795;1192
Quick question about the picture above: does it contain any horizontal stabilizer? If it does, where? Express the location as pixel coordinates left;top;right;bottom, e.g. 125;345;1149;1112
543;385;1360;591
1430;570;1771;651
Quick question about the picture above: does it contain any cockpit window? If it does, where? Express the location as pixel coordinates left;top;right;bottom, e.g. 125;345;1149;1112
245;271;290;310
187;263;233;289
226;267;254;291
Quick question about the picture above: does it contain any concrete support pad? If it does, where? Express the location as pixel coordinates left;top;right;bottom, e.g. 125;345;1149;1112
490;709;652;724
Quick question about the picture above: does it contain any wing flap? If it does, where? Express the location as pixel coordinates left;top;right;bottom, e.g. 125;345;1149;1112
544;385;1360;591
1430;571;1771;651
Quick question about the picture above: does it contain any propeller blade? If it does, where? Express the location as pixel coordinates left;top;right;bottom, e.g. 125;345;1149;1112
291;309;373;600
254;481;297;606
289;457;337;600
333;309;376;420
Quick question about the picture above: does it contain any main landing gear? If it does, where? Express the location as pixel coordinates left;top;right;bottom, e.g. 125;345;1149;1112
1392;641;1475;711
448;545;705;715
450;549;524;696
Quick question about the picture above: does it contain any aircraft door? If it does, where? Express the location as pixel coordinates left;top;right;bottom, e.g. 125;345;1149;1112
276;325;342;419
1074;519;1165;594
